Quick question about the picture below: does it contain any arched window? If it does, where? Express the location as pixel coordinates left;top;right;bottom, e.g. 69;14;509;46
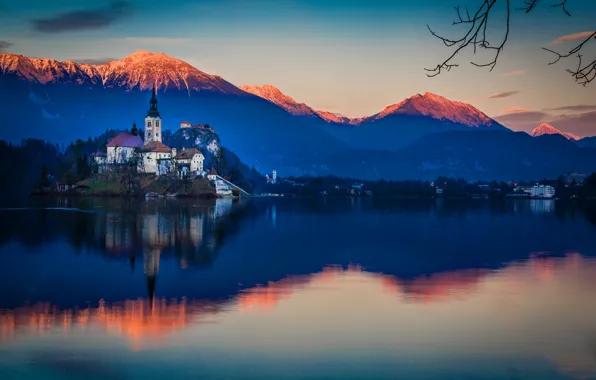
146;121;151;128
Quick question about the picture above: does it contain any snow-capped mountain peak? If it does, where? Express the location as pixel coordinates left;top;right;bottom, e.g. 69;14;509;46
237;86;505;128
0;51;242;94
530;123;580;140
98;51;241;93
369;92;501;128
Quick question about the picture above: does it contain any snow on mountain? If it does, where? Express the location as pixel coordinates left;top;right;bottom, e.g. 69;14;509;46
0;51;242;94
239;85;504;130
99;51;241;93
530;123;580;141
366;92;502;128
240;84;366;124
239;84;318;117
0;54;101;84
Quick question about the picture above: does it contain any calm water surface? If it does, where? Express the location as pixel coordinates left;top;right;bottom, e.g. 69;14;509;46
1;197;596;380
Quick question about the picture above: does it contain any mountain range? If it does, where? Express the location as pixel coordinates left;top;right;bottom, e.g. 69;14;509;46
1;50;595;180
240;84;509;150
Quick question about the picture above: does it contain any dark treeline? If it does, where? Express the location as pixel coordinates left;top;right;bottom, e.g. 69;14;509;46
0;130;121;198
262;174;596;200
212;146;264;194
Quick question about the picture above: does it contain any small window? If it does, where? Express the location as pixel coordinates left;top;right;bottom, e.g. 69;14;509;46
156;133;159;137
148;133;151;137
146;122;151;128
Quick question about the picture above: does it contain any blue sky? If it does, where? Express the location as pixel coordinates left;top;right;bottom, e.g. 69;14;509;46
1;0;595;133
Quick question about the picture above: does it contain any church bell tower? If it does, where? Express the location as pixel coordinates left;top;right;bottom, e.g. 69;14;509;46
144;85;162;143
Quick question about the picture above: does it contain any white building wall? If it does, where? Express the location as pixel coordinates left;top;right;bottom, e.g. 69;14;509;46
144;116;163;143
531;185;555;198
107;146;136;164
140;152;158;173
191;155;204;172
140;152;173;174
93;156;108;173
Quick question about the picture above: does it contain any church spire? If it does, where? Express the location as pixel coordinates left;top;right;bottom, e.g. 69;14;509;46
147;84;160;117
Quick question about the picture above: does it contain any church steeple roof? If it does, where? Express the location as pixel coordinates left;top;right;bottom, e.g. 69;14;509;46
147;84;160;118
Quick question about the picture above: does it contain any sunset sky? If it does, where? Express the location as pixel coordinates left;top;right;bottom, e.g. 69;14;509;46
0;0;595;134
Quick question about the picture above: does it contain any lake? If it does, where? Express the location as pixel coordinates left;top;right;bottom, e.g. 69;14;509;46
1;197;596;380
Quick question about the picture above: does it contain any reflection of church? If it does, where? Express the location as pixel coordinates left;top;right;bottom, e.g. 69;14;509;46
98;199;238;301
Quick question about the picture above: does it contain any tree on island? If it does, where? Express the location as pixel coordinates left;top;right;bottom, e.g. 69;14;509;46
131;122;139;136
580;173;596;199
38;164;50;190
76;155;91;180
426;0;595;85
215;147;227;174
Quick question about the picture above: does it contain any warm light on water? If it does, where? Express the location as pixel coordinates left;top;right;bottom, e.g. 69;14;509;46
1;198;596;379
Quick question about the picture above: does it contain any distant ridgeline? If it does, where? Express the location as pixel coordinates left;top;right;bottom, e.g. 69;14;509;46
2;51;596;180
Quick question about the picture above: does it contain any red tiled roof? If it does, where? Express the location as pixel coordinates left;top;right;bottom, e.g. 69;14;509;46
106;132;144;148
208;168;218;175
176;148;202;160
139;141;172;153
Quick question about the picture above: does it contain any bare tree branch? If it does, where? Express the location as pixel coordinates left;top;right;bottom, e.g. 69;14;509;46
427;0;595;86
425;0;510;77
552;0;571;16
543;31;596;85
517;0;539;13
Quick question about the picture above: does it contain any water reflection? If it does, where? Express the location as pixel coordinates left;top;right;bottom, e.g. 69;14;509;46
0;298;225;352
530;199;556;214
1;198;596;379
2;253;596;378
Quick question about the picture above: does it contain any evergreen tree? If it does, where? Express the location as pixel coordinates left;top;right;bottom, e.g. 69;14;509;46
131;122;138;136
215;147;227;174
580;174;596;200
39;164;50;189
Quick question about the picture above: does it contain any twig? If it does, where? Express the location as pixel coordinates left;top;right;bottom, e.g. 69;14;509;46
517;0;539;13
425;0;512;76
552;0;571;16
427;0;594;86
543;31;596;85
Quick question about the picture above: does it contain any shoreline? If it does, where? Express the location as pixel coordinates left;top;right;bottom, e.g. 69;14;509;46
30;191;220;199
29;191;592;202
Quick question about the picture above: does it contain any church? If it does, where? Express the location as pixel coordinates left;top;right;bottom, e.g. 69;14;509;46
93;86;205;178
